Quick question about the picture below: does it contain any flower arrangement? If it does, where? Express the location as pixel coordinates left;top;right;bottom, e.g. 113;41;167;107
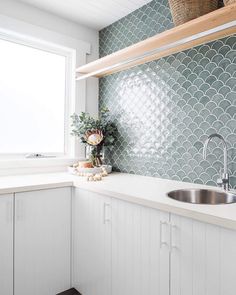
71;108;117;166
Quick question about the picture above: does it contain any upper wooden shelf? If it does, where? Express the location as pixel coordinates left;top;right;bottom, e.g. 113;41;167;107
76;4;236;80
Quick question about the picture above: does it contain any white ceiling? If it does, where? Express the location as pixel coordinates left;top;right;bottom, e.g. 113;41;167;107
16;0;153;30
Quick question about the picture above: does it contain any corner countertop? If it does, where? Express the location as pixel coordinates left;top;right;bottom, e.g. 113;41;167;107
0;172;236;231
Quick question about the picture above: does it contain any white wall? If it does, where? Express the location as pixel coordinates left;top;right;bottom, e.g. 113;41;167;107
0;0;99;117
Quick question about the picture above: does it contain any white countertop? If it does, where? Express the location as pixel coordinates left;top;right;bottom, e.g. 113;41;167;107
0;173;73;194
1;172;236;230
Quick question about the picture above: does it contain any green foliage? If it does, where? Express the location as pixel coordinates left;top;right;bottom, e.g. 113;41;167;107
71;108;117;147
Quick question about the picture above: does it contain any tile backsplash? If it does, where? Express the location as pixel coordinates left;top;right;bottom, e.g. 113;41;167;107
99;0;236;188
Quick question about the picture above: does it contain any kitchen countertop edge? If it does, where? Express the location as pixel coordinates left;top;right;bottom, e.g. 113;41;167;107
0;172;236;231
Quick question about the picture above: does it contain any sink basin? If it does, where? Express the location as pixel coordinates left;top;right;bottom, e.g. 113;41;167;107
167;189;236;205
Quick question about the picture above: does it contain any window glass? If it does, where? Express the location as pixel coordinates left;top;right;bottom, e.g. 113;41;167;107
0;38;66;154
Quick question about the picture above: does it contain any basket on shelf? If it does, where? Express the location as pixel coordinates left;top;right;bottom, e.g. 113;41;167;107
224;0;236;5
168;0;218;26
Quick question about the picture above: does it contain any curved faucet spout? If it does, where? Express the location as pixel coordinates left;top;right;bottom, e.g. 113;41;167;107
203;133;229;190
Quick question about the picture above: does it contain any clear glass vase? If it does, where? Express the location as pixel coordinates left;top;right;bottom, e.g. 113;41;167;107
86;145;104;167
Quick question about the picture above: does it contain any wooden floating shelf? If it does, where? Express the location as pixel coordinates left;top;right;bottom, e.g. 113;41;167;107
76;4;236;80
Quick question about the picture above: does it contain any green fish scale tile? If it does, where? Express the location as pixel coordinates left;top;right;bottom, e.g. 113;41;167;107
99;0;236;189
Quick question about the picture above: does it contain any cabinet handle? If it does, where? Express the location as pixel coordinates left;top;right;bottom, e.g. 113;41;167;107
103;203;110;224
170;224;178;251
160;221;169;248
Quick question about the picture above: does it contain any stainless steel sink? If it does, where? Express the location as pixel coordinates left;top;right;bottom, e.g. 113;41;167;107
167;189;236;205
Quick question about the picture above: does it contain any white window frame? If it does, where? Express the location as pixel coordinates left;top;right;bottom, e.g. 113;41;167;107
0;14;93;176
0;30;75;159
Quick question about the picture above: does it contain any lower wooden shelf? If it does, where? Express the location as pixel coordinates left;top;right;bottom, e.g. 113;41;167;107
76;4;236;80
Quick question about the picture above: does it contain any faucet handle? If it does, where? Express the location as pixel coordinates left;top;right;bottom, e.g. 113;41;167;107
217;167;224;187
217;167;229;190
217;177;223;187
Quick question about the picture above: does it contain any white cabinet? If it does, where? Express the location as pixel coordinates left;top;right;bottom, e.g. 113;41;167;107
170;214;236;295
73;188;236;295
111;198;169;295
72;190;169;295
14;187;71;295
0;194;13;295
73;188;112;295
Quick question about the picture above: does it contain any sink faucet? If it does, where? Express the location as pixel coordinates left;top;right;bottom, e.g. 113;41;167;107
203;133;229;191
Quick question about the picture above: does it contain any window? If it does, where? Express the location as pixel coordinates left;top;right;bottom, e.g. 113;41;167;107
0;35;73;157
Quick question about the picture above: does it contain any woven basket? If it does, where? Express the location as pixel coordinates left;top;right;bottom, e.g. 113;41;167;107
168;0;218;26
224;0;236;5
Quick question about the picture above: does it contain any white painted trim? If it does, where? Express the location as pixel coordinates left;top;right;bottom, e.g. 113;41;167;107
0;158;76;169
0;158;87;176
0;30;74;157
0;14;90;174
0;14;91;54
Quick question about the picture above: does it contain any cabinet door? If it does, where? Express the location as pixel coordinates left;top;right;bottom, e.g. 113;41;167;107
72;188;111;295
170;214;236;295
112;198;170;295
0;194;13;295
15;187;71;295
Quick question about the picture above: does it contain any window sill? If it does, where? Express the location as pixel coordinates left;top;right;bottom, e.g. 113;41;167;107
0;157;84;176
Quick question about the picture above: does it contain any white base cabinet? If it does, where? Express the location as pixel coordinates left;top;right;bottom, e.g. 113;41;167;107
170;214;236;295
73;188;112;295
2;186;236;295
15;187;71;295
0;194;13;295
73;189;236;295
73;189;169;295
111;198;169;295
